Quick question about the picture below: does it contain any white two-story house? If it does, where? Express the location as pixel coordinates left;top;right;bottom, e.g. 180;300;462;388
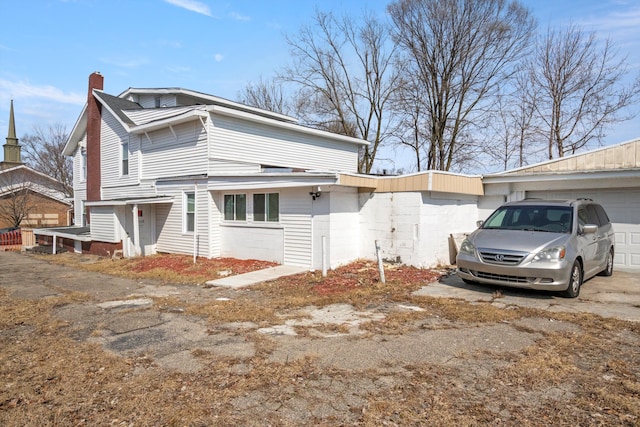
56;72;484;270
60;72;378;269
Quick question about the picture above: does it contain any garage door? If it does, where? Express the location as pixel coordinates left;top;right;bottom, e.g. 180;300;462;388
526;190;640;271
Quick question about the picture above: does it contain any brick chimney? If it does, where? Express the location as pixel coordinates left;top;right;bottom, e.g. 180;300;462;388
86;71;104;203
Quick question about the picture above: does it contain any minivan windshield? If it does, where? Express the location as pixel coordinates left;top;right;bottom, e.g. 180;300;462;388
482;205;573;233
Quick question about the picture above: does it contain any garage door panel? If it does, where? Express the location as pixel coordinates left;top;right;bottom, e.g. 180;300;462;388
526;189;640;271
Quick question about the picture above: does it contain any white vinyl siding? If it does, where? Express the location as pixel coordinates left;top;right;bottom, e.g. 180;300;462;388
141;121;207;179
101;110;138;188
101;183;156;200
89;206;118;242
210;114;359;172
208;158;261;174
155;183;209;256
281;188;313;267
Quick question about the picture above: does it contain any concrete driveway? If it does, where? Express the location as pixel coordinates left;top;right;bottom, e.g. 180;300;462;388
414;270;640;322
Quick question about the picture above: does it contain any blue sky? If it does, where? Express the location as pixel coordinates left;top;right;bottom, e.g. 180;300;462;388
1;0;639;171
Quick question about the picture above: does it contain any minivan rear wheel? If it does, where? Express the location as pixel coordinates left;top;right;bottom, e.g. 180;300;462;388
564;260;582;298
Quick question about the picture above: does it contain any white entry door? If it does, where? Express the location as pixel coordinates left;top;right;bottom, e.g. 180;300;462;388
137;205;156;256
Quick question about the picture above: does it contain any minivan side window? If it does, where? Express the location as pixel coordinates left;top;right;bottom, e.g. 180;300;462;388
577;207;590;227
585;204;603;226
593;204;610;226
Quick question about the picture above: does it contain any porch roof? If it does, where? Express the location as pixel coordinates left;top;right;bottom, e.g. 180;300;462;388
33;226;92;242
85;196;174;207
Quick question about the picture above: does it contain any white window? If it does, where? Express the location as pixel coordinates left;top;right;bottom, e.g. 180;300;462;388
185;192;195;232
224;194;246;221
81;201;88;226
81;148;87;181
122;143;129;176
253;193;279;222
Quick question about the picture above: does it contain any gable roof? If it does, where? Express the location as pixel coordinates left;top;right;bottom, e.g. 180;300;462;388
0;164;70;204
93;90;142;126
64;86;370;156
119;87;297;123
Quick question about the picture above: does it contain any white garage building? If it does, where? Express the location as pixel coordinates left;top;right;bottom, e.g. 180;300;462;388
482;139;640;271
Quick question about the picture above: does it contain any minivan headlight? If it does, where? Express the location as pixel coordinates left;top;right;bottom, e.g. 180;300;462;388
459;239;476;256
533;246;566;262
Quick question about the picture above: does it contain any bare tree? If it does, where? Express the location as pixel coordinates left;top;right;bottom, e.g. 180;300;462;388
391;70;427;172
281;10;401;173
21;124;73;197
388;0;536;171
530;25;640;159
0;170;37;228
486;70;541;170
237;76;293;116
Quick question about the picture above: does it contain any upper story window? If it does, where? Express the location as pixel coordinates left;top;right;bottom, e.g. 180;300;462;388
224;194;246;221
122;143;129;176
81;201;88;226
185;192;195;232
81;148;87;181
253;193;279;222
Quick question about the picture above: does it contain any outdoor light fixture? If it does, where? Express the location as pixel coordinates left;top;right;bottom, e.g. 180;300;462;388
309;191;321;200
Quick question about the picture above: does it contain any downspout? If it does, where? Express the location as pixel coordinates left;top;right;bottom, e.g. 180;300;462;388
193;181;198;263
132;203;140;256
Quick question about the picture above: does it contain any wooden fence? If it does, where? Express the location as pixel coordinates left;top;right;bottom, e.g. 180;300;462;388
0;228;35;252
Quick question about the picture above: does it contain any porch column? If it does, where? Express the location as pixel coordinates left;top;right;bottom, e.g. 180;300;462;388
132;204;140;256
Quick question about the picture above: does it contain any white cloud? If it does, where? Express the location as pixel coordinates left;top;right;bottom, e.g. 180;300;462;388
164;0;211;17
0;79;85;105
214;54;224;62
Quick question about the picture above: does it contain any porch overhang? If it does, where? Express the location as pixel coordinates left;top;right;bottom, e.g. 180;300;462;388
85;196;174;207
204;172;340;191
33;226;92;242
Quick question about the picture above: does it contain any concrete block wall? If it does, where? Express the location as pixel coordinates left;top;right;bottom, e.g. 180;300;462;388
359;191;480;268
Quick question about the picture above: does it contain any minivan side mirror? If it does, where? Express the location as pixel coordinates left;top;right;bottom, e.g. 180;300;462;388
581;224;598;234
476;220;484;228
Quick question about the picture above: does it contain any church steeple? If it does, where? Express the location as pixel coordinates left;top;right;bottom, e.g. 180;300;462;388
1;100;23;170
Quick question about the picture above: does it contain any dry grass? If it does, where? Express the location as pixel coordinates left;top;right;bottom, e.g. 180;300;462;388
45;252;277;284
1;254;638;426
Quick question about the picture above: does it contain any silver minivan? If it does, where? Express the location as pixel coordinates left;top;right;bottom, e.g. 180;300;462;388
456;199;615;297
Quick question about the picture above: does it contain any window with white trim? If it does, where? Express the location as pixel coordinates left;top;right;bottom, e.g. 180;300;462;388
81;148;87;181
253;193;279;222
224;194;246;221
185;192;195;232
122;143;129;176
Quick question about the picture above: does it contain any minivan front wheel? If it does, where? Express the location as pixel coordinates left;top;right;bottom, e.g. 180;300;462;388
564;260;582;298
600;248;614;277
